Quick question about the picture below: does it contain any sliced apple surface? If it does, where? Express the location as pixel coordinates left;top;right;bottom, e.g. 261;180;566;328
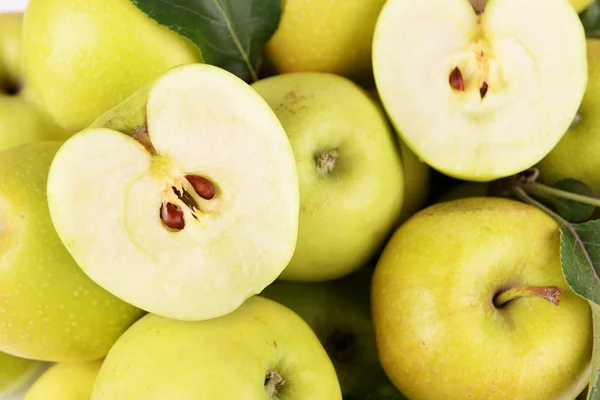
47;64;299;321
373;0;587;181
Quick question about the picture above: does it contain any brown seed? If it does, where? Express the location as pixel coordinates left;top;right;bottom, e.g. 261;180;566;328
480;82;489;98
449;67;465;91
160;202;185;230
186;175;216;200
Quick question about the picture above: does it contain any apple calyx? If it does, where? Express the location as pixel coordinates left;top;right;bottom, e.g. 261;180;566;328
264;370;285;398
325;329;357;363
493;286;562;308
316;149;339;174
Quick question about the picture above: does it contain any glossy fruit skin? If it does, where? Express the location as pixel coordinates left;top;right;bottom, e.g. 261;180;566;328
537;39;600;194
0;142;145;362
0;13;67;151
264;0;387;82
91;296;342;400
23;0;202;132
25;360;103;400
0;351;42;397
252;72;404;282
372;197;592;400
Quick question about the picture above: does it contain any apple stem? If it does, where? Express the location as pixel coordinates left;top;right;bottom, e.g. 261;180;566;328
493;286;562;308
264;371;285;398
316;150;339;174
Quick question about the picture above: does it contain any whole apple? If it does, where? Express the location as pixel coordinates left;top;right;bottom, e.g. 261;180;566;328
252;72;404;281
0;12;67;151
372;197;592;399
25;360;103;400
91;296;342;399
0;141;144;362
537;39;600;194
22;0;202;132
264;0;387;83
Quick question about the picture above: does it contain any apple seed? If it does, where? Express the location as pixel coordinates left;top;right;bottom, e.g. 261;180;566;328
160;202;185;230
449;67;465;91
185;175;216;200
480;82;488;99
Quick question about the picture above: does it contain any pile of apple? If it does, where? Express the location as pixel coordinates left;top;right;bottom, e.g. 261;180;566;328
1;0;599;398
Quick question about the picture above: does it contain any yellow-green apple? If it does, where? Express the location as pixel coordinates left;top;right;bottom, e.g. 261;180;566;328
46;64;299;321
91;296;342;399
373;0;587;181
22;0;202;132
372;197;592;399
537;39;600;193
0;141;144;362
25;360;103;400
0;352;43;398
264;0;387;83
572;0;594;12
261;278;403;398
0;12;67;151
252;72;404;281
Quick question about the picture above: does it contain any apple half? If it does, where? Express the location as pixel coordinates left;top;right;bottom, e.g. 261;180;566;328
373;0;587;181
47;64;300;321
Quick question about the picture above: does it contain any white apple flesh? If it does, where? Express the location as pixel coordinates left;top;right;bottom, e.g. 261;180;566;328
47;64;300;321
373;0;587;181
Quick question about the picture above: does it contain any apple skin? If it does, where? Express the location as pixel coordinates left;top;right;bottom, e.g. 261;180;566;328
0;351;42;397
0;142;145;362
0;12;68;151
397;140;430;222
22;0;202;132
264;0;387;83
572;0;594;12
537;39;600;194
91;296;342;400
252;72;404;281
261;278;404;398
24;360;103;400
372;197;592;400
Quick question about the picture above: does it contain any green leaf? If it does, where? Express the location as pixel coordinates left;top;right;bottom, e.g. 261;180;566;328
588;303;600;400
131;0;282;82
551;179;597;223
560;220;600;304
581;1;600;34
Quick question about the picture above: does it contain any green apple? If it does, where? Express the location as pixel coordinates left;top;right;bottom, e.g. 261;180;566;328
397;140;430;222
261;278;403;398
572;0;594;12
264;0;386;82
373;0;587;181
22;0;202;132
372;197;592;399
0;141;144;362
47;64;299;321
0;12;67;151
252;72;404;281
91;296;342;399
25;360;103;400
0;352;43;398
537;39;600;193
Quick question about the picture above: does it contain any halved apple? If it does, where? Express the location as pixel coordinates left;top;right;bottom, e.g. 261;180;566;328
373;0;587;181
47;64;300;321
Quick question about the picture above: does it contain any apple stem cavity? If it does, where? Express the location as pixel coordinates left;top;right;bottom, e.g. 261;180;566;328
264;371;285;398
160;202;185;231
325;329;357;363
185;175;216;200
316;150;339;174
449;67;465;92
131;123;158;155
493;286;562;308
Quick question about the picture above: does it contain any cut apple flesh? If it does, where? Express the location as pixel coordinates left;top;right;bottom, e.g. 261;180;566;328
47;64;299;321
373;0;587;181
